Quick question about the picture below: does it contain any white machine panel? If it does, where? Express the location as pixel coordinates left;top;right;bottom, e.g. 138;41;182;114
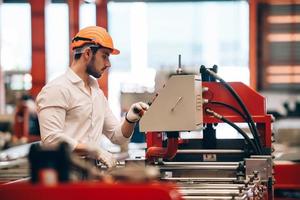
140;75;203;132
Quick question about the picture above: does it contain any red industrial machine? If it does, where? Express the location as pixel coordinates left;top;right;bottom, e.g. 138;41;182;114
139;65;274;199
2;65;299;200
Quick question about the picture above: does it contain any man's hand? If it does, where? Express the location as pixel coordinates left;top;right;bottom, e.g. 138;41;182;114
126;102;149;123
88;146;117;168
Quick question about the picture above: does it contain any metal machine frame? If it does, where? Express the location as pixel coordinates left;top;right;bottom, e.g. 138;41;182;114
141;66;274;199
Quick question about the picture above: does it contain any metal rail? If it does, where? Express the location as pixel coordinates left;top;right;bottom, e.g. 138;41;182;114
183;194;247;200
161;161;239;165
180;189;240;195
177;149;244;154
161;177;237;182
179;183;245;189
160;165;238;170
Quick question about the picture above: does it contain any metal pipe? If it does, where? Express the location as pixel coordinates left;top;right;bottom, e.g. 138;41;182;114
160;165;238;170
146;137;178;160
177;149;244;154
161;177;237;182
0;158;28;169
179;183;245;189
183;194;247;200
179;189;240;195
161;161;239;165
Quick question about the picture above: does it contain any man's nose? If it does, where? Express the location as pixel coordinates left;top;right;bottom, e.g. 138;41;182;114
106;60;111;68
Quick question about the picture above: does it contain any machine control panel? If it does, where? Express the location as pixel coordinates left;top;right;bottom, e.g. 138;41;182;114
140;75;203;132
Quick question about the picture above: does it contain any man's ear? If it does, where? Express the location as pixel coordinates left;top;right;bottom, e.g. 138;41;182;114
83;48;92;61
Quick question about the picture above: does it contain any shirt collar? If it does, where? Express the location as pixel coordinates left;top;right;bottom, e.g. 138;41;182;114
66;68;99;89
66;68;82;84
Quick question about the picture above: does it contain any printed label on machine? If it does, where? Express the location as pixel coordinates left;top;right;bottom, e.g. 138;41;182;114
203;154;217;161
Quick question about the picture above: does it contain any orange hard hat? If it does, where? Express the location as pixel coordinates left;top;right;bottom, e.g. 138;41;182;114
71;26;120;55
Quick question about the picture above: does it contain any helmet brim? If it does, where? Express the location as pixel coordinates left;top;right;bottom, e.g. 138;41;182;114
111;48;120;55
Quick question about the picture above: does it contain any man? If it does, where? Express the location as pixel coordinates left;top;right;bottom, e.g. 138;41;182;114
36;26;148;168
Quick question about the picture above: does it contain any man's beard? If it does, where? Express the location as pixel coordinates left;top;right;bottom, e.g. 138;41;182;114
86;56;101;78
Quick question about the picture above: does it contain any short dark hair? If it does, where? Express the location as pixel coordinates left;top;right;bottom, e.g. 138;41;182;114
73;45;101;60
74;53;82;60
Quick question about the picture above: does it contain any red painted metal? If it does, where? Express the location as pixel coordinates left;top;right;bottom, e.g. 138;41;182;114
29;0;46;98
13;102;29;139
146;131;163;148
274;162;300;190
202;82;272;148
68;0;81;66
202;82;266;116
0;182;183;200
249;0;258;89
146;137;178;161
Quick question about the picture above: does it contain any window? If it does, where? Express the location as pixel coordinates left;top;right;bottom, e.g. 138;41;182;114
80;2;96;29
45;2;69;82
0;3;31;71
107;1;249;117
45;2;96;82
0;3;32;113
257;3;300;91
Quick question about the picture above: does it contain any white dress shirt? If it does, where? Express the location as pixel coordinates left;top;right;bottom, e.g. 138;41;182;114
36;68;129;150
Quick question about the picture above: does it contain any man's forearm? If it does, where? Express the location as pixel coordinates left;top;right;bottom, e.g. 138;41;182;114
121;119;136;138
74;143;92;156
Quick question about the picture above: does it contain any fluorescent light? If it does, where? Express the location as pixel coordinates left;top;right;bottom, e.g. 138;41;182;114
267;75;300;83
267;15;300;24
268;0;300;5
267;65;300;74
267;33;300;42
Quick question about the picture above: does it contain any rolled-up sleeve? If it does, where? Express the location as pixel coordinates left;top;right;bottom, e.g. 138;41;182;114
36;86;78;150
102;98;131;145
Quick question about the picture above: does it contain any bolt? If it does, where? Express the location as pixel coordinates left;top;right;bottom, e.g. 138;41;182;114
253;170;259;179
271;136;275;143
249;175;255;182
244;180;249;188
271;145;275;153
238;186;244;194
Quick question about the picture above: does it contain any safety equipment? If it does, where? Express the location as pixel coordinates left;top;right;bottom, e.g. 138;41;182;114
126;102;149;123
71;26;120;55
87;145;117;168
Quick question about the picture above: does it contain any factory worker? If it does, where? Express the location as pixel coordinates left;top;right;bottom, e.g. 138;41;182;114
36;26;148;168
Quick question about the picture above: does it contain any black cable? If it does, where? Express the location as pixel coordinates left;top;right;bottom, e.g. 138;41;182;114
205;108;258;154
201;66;262;153
209;101;246;120
220;116;258;155
201;66;263;154
209;101;256;140
219;78;263;154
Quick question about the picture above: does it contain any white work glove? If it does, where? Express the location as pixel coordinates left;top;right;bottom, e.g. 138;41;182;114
87;146;117;168
125;102;149;123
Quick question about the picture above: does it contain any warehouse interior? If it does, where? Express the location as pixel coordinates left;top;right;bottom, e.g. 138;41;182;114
0;0;299;199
